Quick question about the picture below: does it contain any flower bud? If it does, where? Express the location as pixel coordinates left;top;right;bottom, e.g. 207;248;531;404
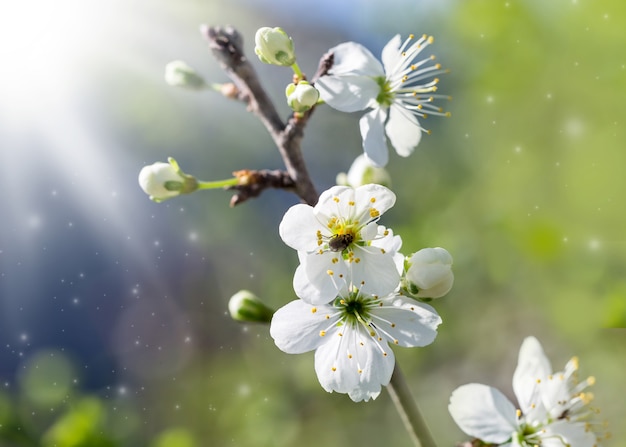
138;158;198;202
164;60;206;90
405;247;453;299
336;154;391;188
285;81;319;113
254;27;296;66
228;290;274;323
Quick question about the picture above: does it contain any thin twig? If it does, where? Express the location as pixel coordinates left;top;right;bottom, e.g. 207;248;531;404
228;169;295;207
387;363;438;447
201;25;319;206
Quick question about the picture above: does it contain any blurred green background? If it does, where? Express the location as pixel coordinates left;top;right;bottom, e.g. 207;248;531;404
0;0;624;445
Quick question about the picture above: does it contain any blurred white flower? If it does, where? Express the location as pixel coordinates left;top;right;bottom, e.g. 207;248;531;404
449;336;606;446
405;247;453;299
270;282;441;402
336;154;391;188
254;27;296;66
279;184;402;304
316;34;449;167
164;60;207;90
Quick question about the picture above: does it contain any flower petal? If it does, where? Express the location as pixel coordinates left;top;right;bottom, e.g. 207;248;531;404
315;185;357;222
316;74;380;113
293;260;347;305
385;103;421;157
381;34;402;74
314;324;362;394
370;226;404;273
324;41;384;77
301;251;349;304
292;263;325;305
350;246;401;297
541;420;597;447
279;203;321;251
270;300;335;354
348;338;395;402
360;108;389;167
373;297;441;347
512;336;552;415
449;383;518;444
314;323;395;402
353;183;396;221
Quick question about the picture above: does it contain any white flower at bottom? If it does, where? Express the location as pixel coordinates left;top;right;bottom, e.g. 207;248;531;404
448;336;607;446
270;287;441;402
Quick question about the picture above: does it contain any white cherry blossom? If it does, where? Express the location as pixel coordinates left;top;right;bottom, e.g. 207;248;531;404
316;34;449;167
279;184;401;305
449;336;606;446
270;283;441;402
336;154;391;188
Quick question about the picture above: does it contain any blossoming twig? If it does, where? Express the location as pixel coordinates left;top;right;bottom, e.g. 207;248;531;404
201;25;319;205
200;26;449;447
387;366;438;447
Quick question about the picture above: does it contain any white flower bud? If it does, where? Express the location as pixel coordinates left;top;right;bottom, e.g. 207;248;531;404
138;159;197;202
164;60;206;90
405;247;453;298
285;81;319;113
336;154;391;187
254;27;296;66
228;290;274;323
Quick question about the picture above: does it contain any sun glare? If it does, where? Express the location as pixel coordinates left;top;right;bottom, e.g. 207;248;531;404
1;0;158;266
0;0;115;123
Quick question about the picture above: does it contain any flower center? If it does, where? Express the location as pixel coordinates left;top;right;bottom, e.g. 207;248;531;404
374;76;394;107
334;290;377;327
319;217;361;253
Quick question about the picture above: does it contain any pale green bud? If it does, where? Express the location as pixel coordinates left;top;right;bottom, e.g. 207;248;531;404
336;155;392;188
138;158;198;202
285;81;320;113
228;290;274;323
164;60;206;90
405;247;454;299
254;27;296;66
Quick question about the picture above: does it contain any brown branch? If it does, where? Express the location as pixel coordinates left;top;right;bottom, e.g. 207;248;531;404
201;25;320;206
311;50;334;84
229;169;295;207
281;50;335;161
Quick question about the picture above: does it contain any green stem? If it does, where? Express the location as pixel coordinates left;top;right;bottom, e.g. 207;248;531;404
196;178;239;189
291;62;304;79
208;82;225;92
386;363;437;447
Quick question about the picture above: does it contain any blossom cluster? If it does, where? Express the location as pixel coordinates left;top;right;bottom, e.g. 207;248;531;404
449;337;608;446
138;23;612;447
270;184;453;402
